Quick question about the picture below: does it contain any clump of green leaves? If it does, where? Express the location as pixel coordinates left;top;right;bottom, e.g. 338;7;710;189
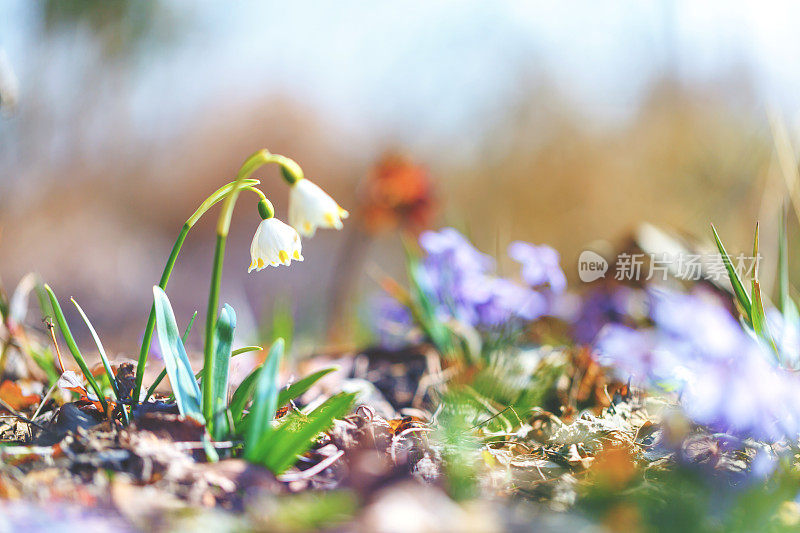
149;286;351;473
241;338;355;473
711;218;790;363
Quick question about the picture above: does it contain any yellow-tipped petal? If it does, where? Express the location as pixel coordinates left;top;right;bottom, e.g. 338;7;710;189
293;250;300;260
279;250;289;263
257;258;265;269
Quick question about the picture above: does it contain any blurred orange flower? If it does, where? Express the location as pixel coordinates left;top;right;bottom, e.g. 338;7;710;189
360;152;434;234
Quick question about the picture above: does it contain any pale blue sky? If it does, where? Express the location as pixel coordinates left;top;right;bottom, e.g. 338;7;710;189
3;0;800;164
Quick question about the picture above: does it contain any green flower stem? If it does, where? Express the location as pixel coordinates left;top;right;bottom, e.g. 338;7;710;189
244;186;268;204
202;150;278;423
132;179;261;405
203;233;227;422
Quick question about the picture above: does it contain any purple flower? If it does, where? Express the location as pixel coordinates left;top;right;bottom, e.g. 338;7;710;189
595;288;800;442
595;324;660;381
648;289;741;360
508;241;567;293
475;278;547;326
413;228;557;330
419;227;493;275
371;294;420;349
766;307;800;367
573;284;643;344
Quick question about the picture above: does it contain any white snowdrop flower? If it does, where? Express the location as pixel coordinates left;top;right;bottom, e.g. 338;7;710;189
288;178;349;237
249;218;303;272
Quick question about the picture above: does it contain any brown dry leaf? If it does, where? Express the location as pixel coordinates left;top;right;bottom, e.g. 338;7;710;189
133;412;206;442
590;445;638;490
387;416;425;435
57;371;87;395
0;380;40;410
114;362;136;402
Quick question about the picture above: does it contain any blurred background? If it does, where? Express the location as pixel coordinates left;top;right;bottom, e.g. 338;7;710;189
2;0;800;354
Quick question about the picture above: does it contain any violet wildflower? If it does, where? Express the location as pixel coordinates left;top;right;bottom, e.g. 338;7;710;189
595;288;800;442
371;294;420;349
573;284;644;344
508;241;567;293
415;228;553;329
648;289;742;360
767;308;800;367
475;278;547;327
594;324;660;381
417;228;495;327
419;227;494;275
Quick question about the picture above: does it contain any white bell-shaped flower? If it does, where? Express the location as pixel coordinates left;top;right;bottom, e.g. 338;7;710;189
249;218;303;272
288;178;349;237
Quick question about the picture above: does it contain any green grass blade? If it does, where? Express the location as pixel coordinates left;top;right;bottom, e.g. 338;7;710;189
408;259;453;355
232;346;261;357
233;366;337;435
751;279;779;359
152;286;204;422
257;392;356;474
210;304;236;439
43;285;109;413
144;371;167;403
277;367;337;408
779;208;790;314
230;363;262;425
70;298;120;401
183;310;198;342
144;310;198;402
748;223;779;358
244;338;284;462
70;298;129;424
710;224;752;322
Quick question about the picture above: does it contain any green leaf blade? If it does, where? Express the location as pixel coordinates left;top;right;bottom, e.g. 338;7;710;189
152;286;204;422
259;392;356;474
751;280;780;360
144;311;198;402
230;363;262;426
710;224;752;322
210;304;236;439
243;338;284;462
44;284;108;412
70;298;129;423
276;367;337;409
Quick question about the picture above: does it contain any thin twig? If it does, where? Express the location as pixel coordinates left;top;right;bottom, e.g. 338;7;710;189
278;450;344;482
44;317;64;373
32;380;59;421
469;405;513;431
0;397;49;432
